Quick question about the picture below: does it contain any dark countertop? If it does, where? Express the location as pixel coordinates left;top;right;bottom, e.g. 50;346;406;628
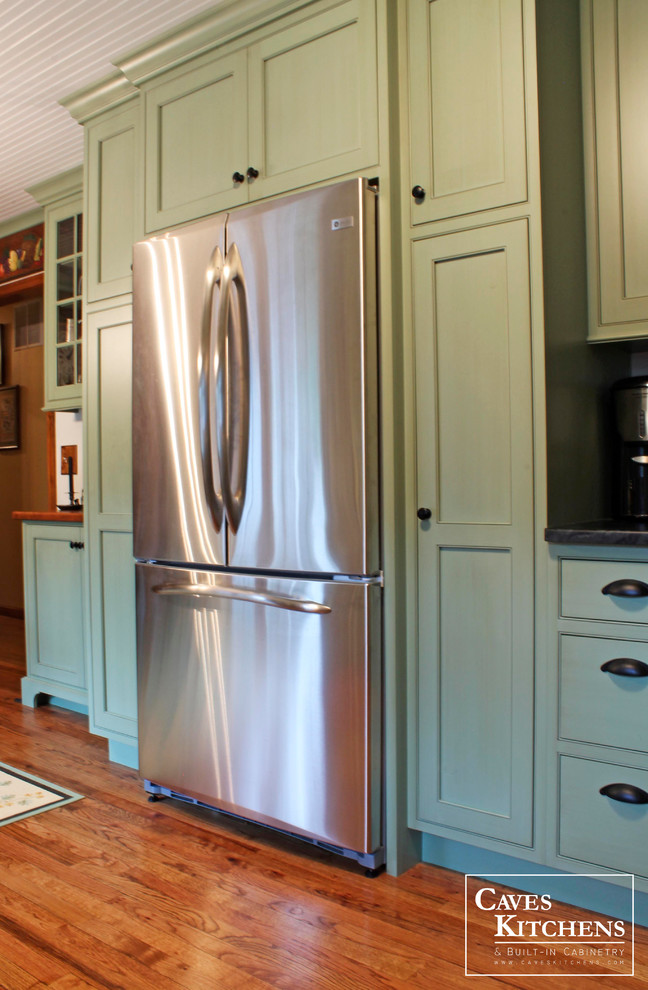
545;519;648;547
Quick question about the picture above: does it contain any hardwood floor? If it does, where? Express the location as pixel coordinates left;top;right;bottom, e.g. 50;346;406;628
0;613;645;989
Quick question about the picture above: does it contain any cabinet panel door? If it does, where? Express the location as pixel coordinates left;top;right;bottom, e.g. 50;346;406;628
582;0;648;340
408;0;527;225
144;51;248;231
43;193;84;411
86;100;141;303
412;220;534;844
23;525;86;690
86;306;137;740
247;0;378;199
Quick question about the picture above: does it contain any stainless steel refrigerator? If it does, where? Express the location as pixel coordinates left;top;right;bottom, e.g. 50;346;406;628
132;178;383;870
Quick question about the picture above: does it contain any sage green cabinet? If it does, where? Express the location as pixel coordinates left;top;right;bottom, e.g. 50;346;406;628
144;0;378;232
582;0;648;341
43;193;84;410
85;304;138;750
412;219;535;845
407;0;528;226
86;98;142;303
549;545;648;887
21;522;87;709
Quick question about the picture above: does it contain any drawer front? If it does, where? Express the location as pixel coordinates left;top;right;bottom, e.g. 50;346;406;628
560;633;648;751
561;558;648;623
559;755;648;876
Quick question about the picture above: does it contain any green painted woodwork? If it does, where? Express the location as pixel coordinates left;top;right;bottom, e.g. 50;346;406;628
559;632;648;752
407;0;527;225
582;0;648;341
559;754;648;877
86;99;142;303
247;0;378;199
144;0;378;232
85;305;137;745
412;220;535;845
42;191;84;411
20;522;87;707
145;50;248;231
561;558;648;624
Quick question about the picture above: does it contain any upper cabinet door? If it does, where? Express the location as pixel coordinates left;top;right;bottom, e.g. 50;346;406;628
582;0;648;341
144;50;249;232
408;0;527;225
246;0;379;200
43;194;84;411
86;100;142;303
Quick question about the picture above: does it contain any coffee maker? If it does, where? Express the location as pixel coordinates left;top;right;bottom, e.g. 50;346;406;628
613;376;648;518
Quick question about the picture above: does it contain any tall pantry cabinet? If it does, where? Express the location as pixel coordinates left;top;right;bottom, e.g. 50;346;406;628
403;0;548;857
62;81;142;766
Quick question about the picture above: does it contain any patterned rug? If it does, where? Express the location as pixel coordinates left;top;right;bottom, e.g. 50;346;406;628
0;763;82;825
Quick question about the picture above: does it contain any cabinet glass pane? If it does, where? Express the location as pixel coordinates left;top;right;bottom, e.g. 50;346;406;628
76;213;83;251
57;303;74;343
77;301;83;340
57;260;75;300
57;216;75;258
77;255;83;296
76;344;82;384
57;346;74;386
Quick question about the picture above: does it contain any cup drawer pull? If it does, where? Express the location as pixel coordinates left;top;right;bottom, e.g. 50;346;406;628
601;657;648;677
601;579;648;598
599;782;648;804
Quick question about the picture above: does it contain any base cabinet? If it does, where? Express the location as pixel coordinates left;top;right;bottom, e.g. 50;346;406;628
549;545;648;890
21;522;87;709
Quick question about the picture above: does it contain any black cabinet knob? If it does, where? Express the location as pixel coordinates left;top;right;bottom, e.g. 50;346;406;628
247;166;259;180
417;507;432;521
232;172;245;184
412;185;425;201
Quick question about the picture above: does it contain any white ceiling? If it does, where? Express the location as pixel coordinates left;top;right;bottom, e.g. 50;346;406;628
0;0;224;224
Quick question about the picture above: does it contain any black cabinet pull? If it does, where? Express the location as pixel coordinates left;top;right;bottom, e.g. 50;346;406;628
599;782;648;804
232;171;245;184
411;185;425;200
601;657;648;677
247;166;259;180
417;507;432;521
69;541;84;550
601;579;648;598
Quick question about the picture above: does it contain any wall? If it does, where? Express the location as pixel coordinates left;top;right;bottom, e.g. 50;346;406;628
0;303;49;613
55;411;83;507
537;0;627;527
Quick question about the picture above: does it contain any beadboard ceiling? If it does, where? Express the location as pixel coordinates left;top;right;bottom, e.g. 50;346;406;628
0;0;224;225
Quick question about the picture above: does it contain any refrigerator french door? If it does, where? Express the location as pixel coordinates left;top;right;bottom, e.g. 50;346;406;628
133;179;383;868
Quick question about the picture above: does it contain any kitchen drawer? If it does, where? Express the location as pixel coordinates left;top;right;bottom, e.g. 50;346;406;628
560;558;648;624
559;755;648;876
559;633;648;752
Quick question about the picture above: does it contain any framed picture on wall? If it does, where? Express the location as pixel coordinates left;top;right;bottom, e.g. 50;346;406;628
0;386;19;449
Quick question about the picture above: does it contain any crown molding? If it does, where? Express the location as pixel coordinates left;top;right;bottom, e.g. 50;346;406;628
60;71;139;124
114;0;315;85
26;167;83;208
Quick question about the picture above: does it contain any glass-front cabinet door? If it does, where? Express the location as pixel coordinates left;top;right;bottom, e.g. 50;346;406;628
44;192;83;409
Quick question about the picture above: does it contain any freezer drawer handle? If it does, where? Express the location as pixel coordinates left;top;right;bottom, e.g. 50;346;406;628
599;782;648;805
152;582;331;614
601;657;648;677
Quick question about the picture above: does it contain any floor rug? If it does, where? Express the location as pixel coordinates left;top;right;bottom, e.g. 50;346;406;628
0;763;82;825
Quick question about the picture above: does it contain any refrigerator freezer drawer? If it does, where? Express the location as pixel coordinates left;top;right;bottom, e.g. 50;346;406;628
136;563;382;856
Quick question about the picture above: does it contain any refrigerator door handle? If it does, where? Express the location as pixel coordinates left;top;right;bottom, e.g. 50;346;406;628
152;582;331;614
216;242;250;534
199;244;225;531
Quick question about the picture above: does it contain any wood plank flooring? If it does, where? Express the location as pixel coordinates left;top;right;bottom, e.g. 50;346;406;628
0;614;645;989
